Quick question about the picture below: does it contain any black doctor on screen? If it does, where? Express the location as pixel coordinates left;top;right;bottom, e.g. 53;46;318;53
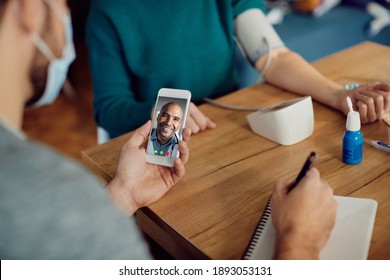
148;102;183;158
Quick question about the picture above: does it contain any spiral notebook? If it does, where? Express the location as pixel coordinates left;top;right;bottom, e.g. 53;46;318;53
243;196;377;260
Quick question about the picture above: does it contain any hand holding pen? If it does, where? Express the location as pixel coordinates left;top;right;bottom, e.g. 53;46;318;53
271;152;337;259
287;151;317;193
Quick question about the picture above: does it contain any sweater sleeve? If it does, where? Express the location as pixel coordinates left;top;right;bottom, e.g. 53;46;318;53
86;6;155;138
0;126;152;260
232;0;266;17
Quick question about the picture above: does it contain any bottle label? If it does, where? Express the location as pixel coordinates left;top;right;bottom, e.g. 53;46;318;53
343;143;363;164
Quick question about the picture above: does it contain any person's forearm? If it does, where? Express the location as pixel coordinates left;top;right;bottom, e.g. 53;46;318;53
257;48;345;111
107;177;138;216
274;231;320;260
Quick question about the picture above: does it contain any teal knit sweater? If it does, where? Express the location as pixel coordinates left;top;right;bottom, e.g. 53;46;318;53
87;0;265;137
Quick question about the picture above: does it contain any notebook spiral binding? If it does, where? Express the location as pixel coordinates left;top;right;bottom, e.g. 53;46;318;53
242;197;272;260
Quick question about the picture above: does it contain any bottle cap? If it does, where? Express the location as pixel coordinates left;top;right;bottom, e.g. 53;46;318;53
346;97;361;131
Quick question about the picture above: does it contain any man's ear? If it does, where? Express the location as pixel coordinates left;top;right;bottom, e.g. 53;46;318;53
16;0;46;34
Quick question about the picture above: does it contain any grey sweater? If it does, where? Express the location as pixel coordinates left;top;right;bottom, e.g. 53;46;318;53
0;123;151;259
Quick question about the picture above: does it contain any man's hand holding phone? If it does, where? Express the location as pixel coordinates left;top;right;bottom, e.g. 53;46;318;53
108;120;191;216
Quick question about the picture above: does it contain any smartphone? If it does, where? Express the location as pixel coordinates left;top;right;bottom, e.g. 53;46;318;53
146;88;191;167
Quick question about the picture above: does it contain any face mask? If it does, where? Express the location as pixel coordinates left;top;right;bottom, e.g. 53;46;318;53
29;1;76;108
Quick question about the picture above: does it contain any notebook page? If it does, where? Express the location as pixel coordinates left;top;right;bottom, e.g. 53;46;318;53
245;196;377;260
320;196;377;259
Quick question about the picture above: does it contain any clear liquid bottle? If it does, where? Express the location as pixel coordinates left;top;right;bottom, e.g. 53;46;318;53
342;97;363;164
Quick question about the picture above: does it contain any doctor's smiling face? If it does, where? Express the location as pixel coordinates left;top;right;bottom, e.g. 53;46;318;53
156;102;183;145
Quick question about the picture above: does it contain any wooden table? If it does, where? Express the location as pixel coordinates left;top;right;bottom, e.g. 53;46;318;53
82;42;390;260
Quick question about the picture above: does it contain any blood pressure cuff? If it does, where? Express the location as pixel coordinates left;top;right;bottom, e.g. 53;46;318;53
234;8;285;68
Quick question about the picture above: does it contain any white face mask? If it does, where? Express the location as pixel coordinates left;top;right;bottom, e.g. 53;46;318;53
29;0;76;108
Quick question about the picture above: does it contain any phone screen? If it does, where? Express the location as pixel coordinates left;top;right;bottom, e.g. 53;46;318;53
146;96;189;160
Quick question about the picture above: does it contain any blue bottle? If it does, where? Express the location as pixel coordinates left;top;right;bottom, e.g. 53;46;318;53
342;97;363;164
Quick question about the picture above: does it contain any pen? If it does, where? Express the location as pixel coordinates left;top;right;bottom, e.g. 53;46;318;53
287;151;317;193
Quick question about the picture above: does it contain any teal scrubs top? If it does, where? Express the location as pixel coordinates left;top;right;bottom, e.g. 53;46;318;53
87;0;266;137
